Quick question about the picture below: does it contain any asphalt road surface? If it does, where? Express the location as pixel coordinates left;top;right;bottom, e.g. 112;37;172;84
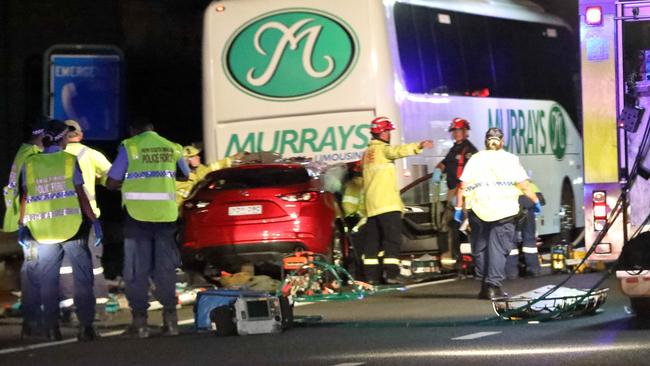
2;272;650;365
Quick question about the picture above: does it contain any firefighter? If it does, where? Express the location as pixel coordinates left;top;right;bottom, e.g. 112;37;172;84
18;119;101;341
175;145;247;207
59;119;113;320
362;116;433;284
341;161;366;275
432;118;478;262
506;180;544;278
455;128;541;299
106;117;189;338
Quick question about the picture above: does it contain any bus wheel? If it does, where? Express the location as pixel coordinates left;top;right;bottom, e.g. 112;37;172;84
559;180;576;243
546;179;575;246
631;298;650;317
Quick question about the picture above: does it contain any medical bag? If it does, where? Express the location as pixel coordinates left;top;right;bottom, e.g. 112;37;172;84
194;289;292;336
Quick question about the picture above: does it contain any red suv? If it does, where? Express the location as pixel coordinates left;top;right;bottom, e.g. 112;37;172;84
180;162;343;272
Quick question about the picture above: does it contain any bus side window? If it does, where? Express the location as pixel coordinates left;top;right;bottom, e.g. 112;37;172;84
393;2;579;126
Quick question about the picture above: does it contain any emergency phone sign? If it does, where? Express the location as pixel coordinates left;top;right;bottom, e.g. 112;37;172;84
49;54;122;140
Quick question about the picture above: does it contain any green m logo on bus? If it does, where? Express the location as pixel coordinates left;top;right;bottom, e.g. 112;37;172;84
224;9;359;100
548;104;567;160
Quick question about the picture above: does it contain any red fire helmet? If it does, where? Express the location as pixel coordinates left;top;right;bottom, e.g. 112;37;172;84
370;116;396;134
448;118;470;131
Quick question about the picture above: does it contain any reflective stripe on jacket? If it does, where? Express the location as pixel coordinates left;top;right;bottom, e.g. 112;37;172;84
122;131;182;222
24;151;82;243
460;149;528;222
363;139;422;217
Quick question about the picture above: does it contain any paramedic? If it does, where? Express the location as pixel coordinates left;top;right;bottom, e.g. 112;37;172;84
455;128;541;299
59;119;113;317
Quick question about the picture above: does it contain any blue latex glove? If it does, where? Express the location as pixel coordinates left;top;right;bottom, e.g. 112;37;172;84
534;202;542;216
92;220;103;247
454;207;464;223
18;225;29;249
432;168;442;183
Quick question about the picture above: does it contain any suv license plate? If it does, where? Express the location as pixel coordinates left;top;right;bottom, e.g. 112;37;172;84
228;205;262;216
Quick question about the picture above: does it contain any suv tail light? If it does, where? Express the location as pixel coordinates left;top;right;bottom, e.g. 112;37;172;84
277;191;319;202
593;190;607;231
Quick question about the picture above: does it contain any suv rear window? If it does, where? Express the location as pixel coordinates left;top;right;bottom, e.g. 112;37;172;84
204;166;311;190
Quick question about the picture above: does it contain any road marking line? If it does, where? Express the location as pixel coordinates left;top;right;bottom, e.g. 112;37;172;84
0;338;77;355
333;363;366;366
405;278;458;289
179;318;195;325
318;343;648;360
294;302;314;307
452;331;501;340
99;330;124;337
0;317;199;355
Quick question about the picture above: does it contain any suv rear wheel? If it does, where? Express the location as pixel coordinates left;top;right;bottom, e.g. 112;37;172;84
631;297;650;317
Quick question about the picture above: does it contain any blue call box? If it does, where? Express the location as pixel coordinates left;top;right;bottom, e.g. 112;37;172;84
49;54;122;140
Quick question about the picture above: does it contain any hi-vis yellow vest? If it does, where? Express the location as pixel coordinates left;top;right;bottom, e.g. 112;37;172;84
3;143;41;232
342;178;365;218
122;131;181;222
24;151;82;244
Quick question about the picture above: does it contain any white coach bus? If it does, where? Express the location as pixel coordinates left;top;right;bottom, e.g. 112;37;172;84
202;0;584;238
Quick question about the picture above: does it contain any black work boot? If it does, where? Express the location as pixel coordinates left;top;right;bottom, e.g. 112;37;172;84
478;284;509;300
161;309;179;337
45;326;63;341
77;324;97;342
21;321;42;340
122;314;149;339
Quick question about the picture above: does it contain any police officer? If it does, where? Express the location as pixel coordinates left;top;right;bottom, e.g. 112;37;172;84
18;119;102;341
3;117;45;339
362;117;433;285
506;181;543;278
432;118;478;261
455;128;541;299
107;118;189;338
3;117;46;232
175;145;246;206
58;120;113;319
